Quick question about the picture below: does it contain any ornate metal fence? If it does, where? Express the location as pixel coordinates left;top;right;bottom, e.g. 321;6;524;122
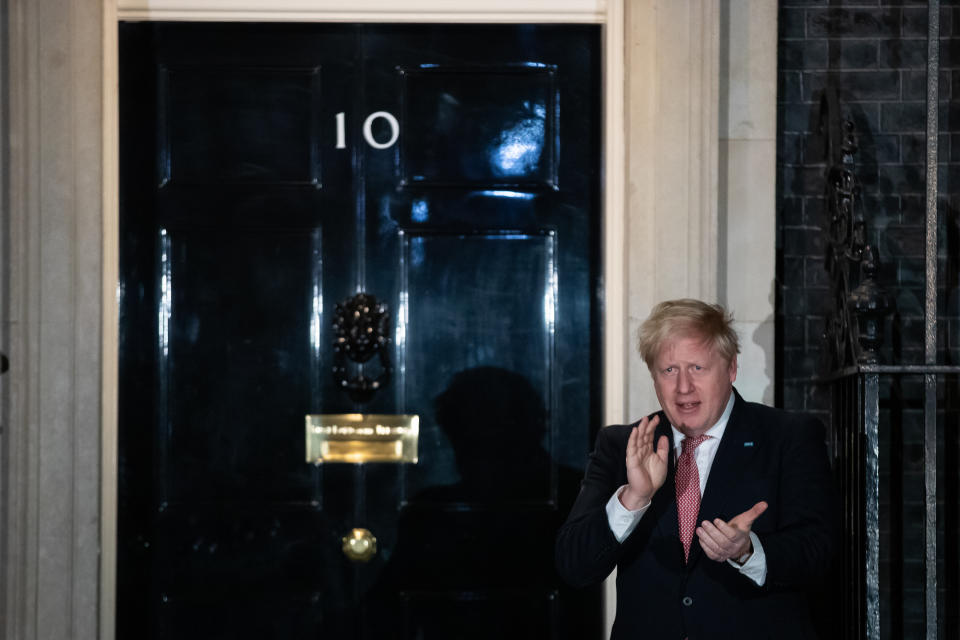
817;3;959;638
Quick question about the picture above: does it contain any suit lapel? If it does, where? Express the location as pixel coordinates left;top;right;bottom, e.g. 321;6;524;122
653;416;680;540
686;390;759;566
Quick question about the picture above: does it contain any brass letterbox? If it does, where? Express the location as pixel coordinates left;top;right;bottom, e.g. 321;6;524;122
305;414;419;464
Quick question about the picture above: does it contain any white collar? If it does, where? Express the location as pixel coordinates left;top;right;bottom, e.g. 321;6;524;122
670;390;736;450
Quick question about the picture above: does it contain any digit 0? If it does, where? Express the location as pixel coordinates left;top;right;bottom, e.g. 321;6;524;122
362;111;400;150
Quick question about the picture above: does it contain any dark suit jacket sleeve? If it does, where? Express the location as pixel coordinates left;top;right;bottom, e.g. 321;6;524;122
756;413;839;589
554;424;633;588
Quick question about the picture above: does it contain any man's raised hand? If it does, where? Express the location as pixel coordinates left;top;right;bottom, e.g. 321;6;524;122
619;415;668;511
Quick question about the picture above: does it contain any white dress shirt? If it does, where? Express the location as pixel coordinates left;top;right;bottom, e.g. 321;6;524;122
604;393;767;586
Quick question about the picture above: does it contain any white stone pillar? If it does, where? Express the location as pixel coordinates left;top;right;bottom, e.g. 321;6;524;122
718;0;778;405
1;1;105;639
625;0;721;419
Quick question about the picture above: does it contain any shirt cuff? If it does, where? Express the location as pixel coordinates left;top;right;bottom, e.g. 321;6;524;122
727;530;767;586
605;485;650;543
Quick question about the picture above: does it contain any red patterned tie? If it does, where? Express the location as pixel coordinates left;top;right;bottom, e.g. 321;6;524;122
675;434;709;563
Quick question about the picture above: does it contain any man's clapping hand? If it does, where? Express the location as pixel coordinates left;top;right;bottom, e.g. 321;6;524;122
696;501;768;563
618;415;668;511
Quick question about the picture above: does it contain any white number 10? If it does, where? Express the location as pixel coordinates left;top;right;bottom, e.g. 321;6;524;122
335;111;400;150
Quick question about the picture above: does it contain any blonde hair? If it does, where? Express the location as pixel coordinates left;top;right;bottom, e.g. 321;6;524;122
637;299;740;370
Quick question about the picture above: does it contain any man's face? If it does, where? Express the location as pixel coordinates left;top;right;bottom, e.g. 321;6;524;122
651;334;737;438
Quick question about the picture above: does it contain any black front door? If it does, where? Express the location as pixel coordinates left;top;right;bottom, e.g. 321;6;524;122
118;22;601;640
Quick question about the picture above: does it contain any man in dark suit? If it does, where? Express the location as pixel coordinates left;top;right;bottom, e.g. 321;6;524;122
556;299;837;639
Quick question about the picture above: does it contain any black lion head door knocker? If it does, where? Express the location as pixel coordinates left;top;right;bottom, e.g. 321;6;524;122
332;293;393;403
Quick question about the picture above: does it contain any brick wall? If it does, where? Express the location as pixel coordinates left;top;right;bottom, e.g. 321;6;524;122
777;2;959;637
778;1;960;408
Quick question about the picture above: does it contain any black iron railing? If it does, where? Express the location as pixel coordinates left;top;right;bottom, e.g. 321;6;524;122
817;3;959;639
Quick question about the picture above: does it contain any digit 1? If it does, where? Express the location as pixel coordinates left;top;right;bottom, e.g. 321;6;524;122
335;112;346;149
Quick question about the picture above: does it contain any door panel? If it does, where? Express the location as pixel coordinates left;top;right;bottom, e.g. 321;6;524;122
398;592;558;640
400;66;557;187
401;231;555;501
160;66;322;185
159;228;322;502
119;22;601;640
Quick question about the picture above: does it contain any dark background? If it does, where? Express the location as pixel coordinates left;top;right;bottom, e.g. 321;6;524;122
776;2;960;637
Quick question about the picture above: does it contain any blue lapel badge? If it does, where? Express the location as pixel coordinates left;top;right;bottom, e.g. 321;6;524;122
743;441;754;447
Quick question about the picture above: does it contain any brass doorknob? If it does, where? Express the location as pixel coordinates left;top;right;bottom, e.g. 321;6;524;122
342;528;377;562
